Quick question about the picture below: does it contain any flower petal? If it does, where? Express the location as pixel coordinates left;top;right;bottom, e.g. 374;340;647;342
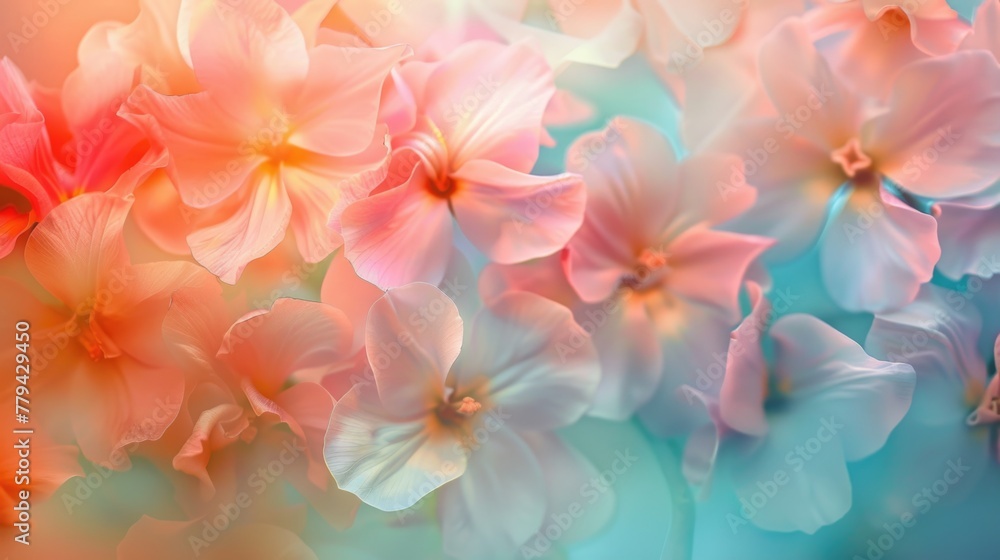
325;381;467;511
820;186;939;313
365;283;463;415
454;291;599;431
450;160;585;264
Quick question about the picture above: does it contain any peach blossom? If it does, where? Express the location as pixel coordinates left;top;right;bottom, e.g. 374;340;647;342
341;40;586;289
718;18;1000;312
562;117;769;427
7;193;216;467
122;0;406;283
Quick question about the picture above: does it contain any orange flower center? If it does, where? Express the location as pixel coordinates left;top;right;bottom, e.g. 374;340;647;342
621;247;670;293
436;395;484;428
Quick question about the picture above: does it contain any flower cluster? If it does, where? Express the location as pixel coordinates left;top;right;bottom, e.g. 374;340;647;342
2;0;1000;558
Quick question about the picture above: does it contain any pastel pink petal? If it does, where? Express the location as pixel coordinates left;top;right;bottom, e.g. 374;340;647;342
324;381;467;511
865;284;986;426
121;88;263;208
188;0;309;106
321;249;384;353
172;403;249;500
378;68;418;136
909;15;969;56
564;118;680;302
453;292;599;431
719;282;771;437
479;252;578;309
24;193;130;308
804;0;867;37
825;8;927;99
341;165;454;289
935;198;1000;280
723;149;839;261
771;313;916;461
424;41;553;172
820;187;939;313
450;160;585;264
543;89;595;128
961;0;1000;59
282;0;340;47
666;226;773;321
437;427;545;559
758;18;860;151
587;301;663;420
333;0;449;48
364;283;463;415
662;0;745;47
283;132;391;263
289;44;407;156
676;152;757;227
219;298;353;396
865;51;1000;198
188;171;293;284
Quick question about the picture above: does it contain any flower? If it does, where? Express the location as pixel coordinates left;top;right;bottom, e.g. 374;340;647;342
122;0;406;283
325;282;602;558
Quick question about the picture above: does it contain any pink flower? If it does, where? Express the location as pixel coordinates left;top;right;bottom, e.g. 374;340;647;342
325;283;603;558
161;286;359;524
806;0;969;97
340;40;586;289
6;193;215;466
719;18;1000;312
122;0;406;283
562;117;770;427
685;283;915;533
0;57;62;258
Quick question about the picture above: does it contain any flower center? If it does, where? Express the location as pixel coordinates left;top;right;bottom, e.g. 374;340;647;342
400;118;456;199
437;396;483;426
831;138;873;180
621;247;670;292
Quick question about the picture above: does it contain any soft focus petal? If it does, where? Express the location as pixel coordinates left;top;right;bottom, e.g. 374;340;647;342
450;160;585;264
219;298;353;396
341;164;454;289
365;283;463;415
437;427;545;560
771;313;916;461
454;291;599;431
866;284;987;426
325;381;467;511
865;51;1000;198
821;187;938;313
